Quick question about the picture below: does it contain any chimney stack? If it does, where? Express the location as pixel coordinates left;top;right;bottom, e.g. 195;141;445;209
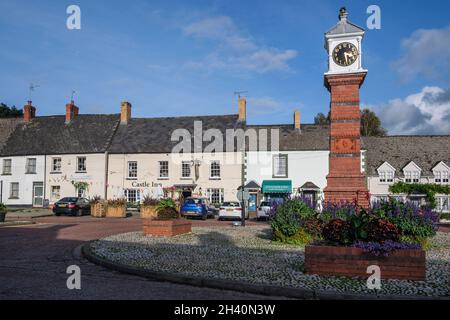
120;101;132;124
23;101;36;122
238;97;246;122
65;100;79;124
294;110;301;131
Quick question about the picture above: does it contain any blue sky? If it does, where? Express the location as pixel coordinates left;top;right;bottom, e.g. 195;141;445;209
1;0;450;134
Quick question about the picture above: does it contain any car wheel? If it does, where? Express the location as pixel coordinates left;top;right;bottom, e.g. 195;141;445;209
76;209;82;217
55;213;61;217
202;214;207;220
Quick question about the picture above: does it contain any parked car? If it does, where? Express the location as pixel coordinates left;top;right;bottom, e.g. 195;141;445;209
52;197;91;216
218;201;248;221
257;201;272;221
181;197;214;220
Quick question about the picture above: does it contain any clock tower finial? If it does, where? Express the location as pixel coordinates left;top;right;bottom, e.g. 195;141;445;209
339;7;348;21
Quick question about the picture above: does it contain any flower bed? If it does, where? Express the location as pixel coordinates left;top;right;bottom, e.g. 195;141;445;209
305;245;425;281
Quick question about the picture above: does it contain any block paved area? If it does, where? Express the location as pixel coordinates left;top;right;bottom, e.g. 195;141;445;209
0;215;282;300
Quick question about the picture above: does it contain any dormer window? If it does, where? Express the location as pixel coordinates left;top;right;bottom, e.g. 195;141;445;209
376;162;395;184
379;171;394;183
432;162;450;185
402;161;421;184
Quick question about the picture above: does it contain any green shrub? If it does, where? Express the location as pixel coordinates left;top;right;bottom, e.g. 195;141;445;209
273;227;314;245
271;200;315;238
0;203;7;214
157;198;177;211
157;207;179;220
440;212;450;220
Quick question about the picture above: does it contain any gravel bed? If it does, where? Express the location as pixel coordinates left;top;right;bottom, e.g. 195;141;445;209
90;226;450;297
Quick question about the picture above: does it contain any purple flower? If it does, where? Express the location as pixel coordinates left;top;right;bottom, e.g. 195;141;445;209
352;240;421;257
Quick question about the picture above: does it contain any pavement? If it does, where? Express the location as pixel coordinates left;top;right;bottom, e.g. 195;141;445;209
0;214;282;300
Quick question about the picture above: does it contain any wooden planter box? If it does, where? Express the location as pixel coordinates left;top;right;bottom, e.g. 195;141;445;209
106;205;127;218
143;218;192;237
140;206;158;219
305;245;426;281
91;202;107;218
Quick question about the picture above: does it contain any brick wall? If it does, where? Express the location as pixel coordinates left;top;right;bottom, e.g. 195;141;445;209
305;245;426;281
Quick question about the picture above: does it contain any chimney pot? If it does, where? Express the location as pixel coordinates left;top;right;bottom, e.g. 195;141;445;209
23;101;36;122
238;97;246;122
65;101;79;124
294;110;301;130
120;101;132;124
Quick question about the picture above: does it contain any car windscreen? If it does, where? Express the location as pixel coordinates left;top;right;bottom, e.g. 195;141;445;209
222;202;240;207
260;202;271;207
60;197;78;203
184;199;201;204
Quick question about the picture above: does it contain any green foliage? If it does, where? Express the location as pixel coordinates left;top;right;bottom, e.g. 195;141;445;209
314;112;330;125
157;207;179;220
0;203;7;214
157;198;177;211
389;182;450;209
0;103;23;118
302;219;323;238
271;200;315;237
348;209;371;241
389;216;436;239
440;212;450;220
71;181;89;192
273;227;314;245
322;219;354;245
360;108;387;136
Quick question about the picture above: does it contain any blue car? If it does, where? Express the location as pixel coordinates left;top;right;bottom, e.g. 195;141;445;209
181;197;215;220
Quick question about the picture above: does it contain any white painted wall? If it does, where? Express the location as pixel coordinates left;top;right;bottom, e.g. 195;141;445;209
245;150;329;195
46;153;107;204
107;152;243;202
0;155;45;206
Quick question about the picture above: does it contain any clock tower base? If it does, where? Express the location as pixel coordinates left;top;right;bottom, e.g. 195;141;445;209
323;72;369;209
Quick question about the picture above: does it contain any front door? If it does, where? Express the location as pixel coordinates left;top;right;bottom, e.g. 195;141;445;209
33;183;44;207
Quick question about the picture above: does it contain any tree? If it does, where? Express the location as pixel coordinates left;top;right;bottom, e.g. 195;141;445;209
0;103;23;118
314;112;330;125
313;108;387;136
360;108;387;136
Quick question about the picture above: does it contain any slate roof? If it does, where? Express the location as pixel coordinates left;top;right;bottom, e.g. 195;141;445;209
1;115;120;156
0;118;22;155
247;124;329;151
325;16;364;36
361;136;450;177
108;114;244;153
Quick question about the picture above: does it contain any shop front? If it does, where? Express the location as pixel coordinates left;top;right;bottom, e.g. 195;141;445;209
261;180;292;204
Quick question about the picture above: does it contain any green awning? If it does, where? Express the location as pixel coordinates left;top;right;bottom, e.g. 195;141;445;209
262;180;292;193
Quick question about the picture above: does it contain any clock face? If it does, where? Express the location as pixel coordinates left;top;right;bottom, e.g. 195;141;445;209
332;42;359;67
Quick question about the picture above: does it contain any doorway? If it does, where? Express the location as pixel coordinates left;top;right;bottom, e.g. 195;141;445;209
33;182;44;207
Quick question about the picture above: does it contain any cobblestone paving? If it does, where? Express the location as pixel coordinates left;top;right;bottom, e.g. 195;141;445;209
91;225;450;298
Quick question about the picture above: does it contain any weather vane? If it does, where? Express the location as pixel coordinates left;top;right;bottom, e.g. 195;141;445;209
71;90;76;102
28;83;40;101
234;91;248;99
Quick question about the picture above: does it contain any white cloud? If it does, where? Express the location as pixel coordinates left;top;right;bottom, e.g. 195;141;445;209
183;16;298;74
247;96;301;117
392;25;450;82
376;86;450;135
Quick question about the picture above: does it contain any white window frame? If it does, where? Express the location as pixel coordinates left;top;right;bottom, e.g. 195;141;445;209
405;171;420;183
52;157;62;173
437;196;449;212
2;159;12;175
379;171;394;183
159;161;169;179
210;161;221;179
181;161;191;179
206;188;224;205
26;158;37;174
128;161;138;179
124;189;141;204
51;186;61;201
273;154;288;178
10;182;19;199
77;157;87;173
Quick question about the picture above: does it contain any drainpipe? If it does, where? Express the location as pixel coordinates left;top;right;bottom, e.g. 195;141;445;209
104;151;109;200
43;154;47;207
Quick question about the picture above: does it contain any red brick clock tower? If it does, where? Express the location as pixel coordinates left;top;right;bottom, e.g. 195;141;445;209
323;8;369;208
